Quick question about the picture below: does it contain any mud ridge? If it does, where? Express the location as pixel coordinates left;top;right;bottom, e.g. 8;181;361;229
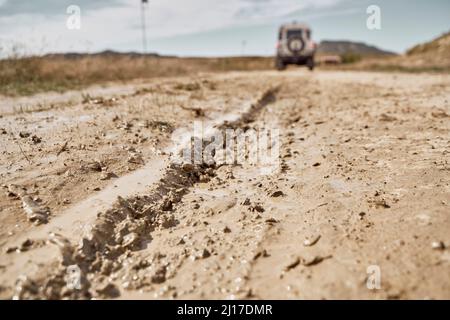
12;87;279;300
220;86;279;129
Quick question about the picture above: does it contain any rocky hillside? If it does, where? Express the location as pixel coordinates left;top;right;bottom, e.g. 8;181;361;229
318;40;395;56
347;31;450;72
406;31;450;65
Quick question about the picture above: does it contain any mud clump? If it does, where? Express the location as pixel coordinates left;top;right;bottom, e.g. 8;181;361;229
271;191;284;198
303;235;321;247
151;266;167;284
94;283;120;298
6;184;49;225
21;196;49;225
431;241;446;251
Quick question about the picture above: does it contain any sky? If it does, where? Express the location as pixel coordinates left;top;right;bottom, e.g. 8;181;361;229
0;0;449;57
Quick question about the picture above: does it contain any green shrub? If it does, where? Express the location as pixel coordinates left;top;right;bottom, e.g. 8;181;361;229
340;52;362;64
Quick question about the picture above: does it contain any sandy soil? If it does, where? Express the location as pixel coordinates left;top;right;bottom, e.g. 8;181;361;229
0;69;449;299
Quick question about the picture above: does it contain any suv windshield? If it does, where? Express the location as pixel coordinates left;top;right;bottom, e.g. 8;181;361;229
286;29;303;38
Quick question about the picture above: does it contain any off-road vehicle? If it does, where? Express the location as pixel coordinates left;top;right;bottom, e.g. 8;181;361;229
275;22;316;71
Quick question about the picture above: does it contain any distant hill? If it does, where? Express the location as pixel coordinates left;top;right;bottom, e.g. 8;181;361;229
43;50;167;59
318;40;396;56
41;41;397;60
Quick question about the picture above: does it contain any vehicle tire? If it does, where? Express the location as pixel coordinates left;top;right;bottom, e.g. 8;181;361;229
307;57;315;71
276;58;286;71
287;36;305;54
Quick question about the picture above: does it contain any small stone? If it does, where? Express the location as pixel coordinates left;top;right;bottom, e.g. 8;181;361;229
95;283;120;298
100;172;118;180
431;241;445;250
5;246;18;254
87;161;103;172
21;195;49;225
151;266;167;284
303;235;321;247
265;218;278;224
252;205;265;213
201;248;211;258
374;199;391;209
20;239;34;251
122;232;139;249
271;191;284;198
253;249;269;260
31;135;42;144
199;175;210;183
284;257;301;271
127;154;144;164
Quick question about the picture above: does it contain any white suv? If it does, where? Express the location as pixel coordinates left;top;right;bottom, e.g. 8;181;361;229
275;22;316;71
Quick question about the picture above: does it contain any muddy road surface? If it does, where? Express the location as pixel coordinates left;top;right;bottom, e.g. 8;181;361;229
0;70;449;299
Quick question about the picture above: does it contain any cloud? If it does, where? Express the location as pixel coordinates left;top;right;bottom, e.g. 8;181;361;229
1;0;346;37
234;0;343;20
144;0;346;38
0;0;125;17
0;0;348;56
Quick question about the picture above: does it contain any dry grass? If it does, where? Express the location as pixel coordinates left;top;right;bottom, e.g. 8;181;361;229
3;32;449;98
407;31;450;56
339;32;450;74
0;54;273;96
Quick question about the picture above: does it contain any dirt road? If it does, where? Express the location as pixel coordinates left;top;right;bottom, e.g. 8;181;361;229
0;70;449;299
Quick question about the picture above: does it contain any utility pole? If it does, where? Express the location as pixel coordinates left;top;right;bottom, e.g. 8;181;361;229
241;40;247;56
141;0;148;54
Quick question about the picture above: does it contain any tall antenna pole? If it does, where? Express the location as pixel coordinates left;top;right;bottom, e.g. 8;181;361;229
141;0;148;54
241;40;247;56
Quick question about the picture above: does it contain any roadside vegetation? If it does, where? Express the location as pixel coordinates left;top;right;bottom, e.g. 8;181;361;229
341;31;450;73
1;31;448;97
0;54;273;96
